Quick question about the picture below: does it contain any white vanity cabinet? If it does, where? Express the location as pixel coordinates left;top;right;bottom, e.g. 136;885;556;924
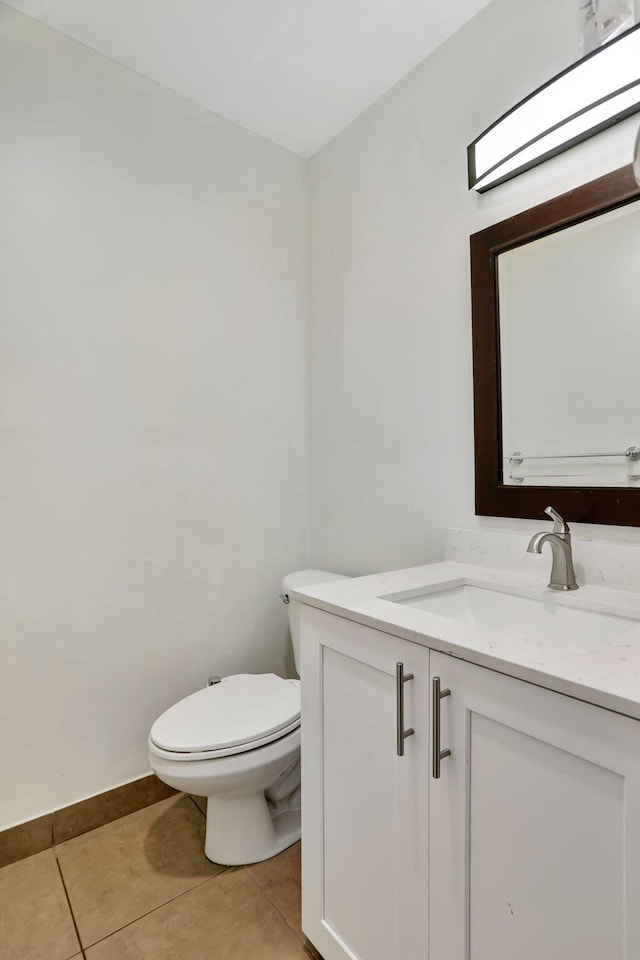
299;604;431;960
430;649;640;960
300;604;640;960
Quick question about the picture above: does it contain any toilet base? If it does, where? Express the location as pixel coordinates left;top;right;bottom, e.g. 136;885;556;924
149;725;302;867
204;792;301;865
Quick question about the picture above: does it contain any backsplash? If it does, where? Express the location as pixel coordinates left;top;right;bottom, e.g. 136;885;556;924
446;526;640;594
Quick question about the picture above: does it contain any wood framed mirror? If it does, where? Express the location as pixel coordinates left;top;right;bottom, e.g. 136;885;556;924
471;163;640;526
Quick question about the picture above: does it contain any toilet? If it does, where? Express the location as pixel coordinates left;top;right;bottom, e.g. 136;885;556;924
148;569;348;866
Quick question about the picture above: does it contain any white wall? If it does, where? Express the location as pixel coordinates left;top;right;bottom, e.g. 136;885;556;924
0;5;308;829
4;0;640;832
309;0;640;574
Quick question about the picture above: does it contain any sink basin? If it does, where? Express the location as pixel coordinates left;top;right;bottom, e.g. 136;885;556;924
392;583;639;648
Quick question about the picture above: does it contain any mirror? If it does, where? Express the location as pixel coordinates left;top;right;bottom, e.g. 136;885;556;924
500;199;640;486
471;164;640;526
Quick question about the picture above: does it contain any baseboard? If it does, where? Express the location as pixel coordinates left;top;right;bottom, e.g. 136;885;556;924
0;774;177;868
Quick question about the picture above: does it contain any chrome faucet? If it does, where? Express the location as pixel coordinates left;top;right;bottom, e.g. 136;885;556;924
527;506;579;591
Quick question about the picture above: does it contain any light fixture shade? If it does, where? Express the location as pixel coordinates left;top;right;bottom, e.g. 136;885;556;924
468;22;640;193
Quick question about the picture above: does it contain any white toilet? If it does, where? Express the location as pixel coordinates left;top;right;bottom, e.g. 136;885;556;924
148;569;348;866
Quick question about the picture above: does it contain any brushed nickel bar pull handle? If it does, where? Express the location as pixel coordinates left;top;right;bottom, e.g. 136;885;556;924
432;676;451;779
396;662;415;757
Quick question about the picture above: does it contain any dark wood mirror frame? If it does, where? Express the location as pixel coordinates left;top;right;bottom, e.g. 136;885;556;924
471;163;640;526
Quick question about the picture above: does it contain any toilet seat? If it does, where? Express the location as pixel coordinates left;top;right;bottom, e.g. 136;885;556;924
149;674;300;761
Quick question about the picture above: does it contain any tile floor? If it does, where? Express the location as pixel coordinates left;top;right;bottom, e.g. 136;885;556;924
0;794;309;959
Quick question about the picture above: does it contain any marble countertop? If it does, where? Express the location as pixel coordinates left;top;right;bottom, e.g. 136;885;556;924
290;560;640;721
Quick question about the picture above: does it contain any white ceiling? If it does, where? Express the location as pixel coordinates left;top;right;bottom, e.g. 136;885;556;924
4;0;493;157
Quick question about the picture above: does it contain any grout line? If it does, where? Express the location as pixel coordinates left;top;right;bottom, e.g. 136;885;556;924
244;863;305;945
54;854;86;959
188;795;206;818
78;868;230;951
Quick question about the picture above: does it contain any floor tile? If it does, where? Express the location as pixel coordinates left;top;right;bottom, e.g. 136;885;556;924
84;868;309;959
56;794;226;947
0;849;80;960
246;841;302;936
190;795;207;815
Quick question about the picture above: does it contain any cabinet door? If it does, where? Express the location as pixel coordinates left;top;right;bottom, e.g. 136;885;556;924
300;604;430;960
429;650;640;960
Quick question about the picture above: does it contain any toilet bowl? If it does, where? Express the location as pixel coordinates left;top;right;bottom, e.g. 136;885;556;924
148;569;348;866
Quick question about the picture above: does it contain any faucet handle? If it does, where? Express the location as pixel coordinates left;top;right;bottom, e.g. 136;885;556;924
544;505;570;534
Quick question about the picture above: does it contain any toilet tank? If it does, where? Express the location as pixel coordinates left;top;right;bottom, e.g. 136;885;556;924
280;570;350;676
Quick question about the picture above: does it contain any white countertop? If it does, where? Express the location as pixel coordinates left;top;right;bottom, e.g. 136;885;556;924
291;559;640;721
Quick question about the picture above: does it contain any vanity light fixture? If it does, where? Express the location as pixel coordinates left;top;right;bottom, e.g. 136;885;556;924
468;22;640;192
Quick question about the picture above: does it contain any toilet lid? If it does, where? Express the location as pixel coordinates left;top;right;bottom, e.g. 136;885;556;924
150;674;300;755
